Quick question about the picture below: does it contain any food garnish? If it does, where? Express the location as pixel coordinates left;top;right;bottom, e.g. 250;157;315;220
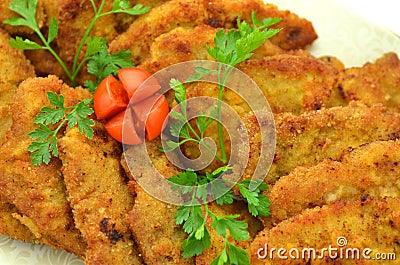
166;12;281;265
4;0;149;165
94;67;169;144
3;0;149;87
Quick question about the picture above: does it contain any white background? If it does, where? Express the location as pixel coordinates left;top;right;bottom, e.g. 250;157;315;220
331;0;400;36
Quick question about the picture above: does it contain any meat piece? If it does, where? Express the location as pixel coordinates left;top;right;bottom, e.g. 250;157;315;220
242;102;400;184
250;197;400;264
0;194;43;244
59;122;143;265
0;76;89;257
122;139;194;264
327;52;400;110
0;28;35;85
140;25;311;73
109;0;317;64
266;140;400;226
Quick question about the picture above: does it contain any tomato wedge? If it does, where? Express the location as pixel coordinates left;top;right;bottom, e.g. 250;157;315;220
118;68;160;101
132;94;169;141
104;108;142;145
94;68;169;145
94;75;128;120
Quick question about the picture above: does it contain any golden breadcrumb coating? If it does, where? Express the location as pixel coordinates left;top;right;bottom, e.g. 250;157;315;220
250;197;400;265
0;76;89;257
59;122;143;265
266;140;400;226
109;0;317;64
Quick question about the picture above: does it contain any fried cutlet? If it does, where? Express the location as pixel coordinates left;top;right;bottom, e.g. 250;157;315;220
238;54;337;115
0;28;35;85
250;197;400;265
109;0;317;64
241;101;400;184
59;122;143;265
327;52;400;110
0;76;88;257
0;194;42;244
266;140;400;226
122;139;194;264
140;25;312;73
0;82;16;146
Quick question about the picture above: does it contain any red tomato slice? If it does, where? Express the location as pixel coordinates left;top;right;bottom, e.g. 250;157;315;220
104;108;142;145
118;68;161;103
94;75;128;120
132;94;169;141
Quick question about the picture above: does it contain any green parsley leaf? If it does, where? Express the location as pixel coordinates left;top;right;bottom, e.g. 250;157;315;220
206;14;281;67
210;248;229;265
181;228;211;258
211;214;249;241
47;18;58;43
112;1;150;15
226;242;250;265
28;93;94;165
185;67;217;83
182;205;204;234
9;36;43;50
238;180;270;217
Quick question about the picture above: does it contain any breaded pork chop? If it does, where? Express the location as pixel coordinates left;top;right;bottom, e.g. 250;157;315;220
327;52;400;110
0;194;42;244
59;122;143;265
250;197;400;265
238;54;336;115
109;0;317;64
266;140;400;226
241;102;400;184
140;25;311;73
122;139;194;265
0;28;35;85
0;76;88;257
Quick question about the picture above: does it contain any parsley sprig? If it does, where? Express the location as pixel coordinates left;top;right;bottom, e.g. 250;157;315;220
169;166;270;264
3;0;148;165
28;92;94;165
165;12;280;264
3;0;148;86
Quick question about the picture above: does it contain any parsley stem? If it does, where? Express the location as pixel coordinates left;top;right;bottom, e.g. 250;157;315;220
32;28;73;83
216;63;234;164
71;0;106;85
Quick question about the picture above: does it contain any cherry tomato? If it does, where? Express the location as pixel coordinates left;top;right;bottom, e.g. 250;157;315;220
94;75;128;120
95;68;169;145
118;68;160;101
104;108;142;145
132;94;169;141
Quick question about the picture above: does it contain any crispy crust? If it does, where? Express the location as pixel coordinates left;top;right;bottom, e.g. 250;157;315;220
250;197;400;265
0;76;89;257
122;139;194;265
59;122;143;265
109;0;317;64
328;52;400;110
241;102;400;184
266;140;400;226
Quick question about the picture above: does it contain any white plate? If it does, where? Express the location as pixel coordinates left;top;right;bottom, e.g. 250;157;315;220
1;0;400;264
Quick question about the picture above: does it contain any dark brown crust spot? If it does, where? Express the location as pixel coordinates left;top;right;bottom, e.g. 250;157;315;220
100;218;124;244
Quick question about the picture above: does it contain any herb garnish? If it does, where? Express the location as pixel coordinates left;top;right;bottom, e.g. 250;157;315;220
3;0;148;86
4;0;148;165
166;12;281;264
